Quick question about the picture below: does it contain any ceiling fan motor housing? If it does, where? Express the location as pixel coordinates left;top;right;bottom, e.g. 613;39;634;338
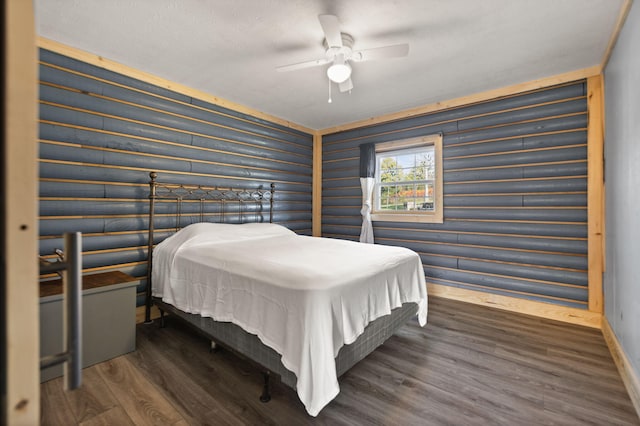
324;33;356;60
276;15;408;94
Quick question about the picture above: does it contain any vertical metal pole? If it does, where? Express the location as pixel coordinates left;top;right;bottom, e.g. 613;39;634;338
270;183;275;223
176;197;182;231
145;172;157;323
255;199;260;224
63;232;82;390
260;371;271;402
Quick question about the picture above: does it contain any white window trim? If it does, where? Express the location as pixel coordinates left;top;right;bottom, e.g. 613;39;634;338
371;134;443;224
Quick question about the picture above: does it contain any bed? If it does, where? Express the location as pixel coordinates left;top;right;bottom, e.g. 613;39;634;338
144;172;428;416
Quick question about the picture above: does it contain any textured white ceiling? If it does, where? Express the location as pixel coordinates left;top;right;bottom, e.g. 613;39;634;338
35;0;624;130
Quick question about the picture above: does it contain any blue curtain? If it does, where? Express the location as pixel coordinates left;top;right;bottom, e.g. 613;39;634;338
359;143;376;178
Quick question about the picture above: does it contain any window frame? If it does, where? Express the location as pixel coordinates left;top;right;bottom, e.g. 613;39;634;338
371;134;443;224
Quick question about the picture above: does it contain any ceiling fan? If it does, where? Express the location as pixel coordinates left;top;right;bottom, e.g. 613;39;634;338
276;14;410;95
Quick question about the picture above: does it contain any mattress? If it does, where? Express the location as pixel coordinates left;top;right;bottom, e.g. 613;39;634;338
152;222;428;416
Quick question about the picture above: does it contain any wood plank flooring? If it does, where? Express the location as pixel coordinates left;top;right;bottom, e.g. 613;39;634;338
41;297;640;425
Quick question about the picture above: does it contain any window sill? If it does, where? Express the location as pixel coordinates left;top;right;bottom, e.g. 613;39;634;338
371;212;443;224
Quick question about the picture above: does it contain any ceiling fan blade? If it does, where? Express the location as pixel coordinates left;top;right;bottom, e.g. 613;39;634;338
352;43;410;62
318;14;343;48
276;57;331;72
339;77;353;93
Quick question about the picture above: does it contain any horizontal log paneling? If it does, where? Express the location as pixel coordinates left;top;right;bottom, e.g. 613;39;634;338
38;49;314;307
323;82;587;143
322;81;589;308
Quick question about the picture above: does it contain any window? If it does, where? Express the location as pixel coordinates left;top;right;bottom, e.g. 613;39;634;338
372;134;443;223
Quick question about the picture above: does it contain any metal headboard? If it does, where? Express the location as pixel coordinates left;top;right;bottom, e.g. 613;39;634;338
144;171;275;322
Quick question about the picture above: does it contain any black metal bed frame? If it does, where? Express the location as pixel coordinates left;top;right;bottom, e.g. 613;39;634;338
144;171;275;323
142;171;419;410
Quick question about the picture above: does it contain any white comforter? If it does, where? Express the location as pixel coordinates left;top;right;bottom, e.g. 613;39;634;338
152;222;428;416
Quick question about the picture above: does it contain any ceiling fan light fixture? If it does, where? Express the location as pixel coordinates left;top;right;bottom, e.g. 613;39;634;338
276;15;409;95
327;60;351;83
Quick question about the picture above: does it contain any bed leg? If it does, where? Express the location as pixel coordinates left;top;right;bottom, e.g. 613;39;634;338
260;371;271;403
159;309;166;328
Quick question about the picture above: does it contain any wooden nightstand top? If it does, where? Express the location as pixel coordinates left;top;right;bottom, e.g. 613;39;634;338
40;271;139;298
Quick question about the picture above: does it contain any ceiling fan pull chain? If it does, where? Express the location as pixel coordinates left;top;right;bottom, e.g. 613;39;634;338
328;79;332;103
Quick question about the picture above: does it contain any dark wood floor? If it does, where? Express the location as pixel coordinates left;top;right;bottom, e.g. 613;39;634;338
41;297;640;425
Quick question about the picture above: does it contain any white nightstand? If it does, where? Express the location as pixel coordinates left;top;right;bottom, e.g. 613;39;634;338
39;271;138;382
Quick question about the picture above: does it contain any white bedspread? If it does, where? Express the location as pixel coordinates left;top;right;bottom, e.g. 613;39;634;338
152;222;428;416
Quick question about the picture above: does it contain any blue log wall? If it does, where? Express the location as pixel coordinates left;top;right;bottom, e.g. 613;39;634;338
322;81;589;309
38;49;314;306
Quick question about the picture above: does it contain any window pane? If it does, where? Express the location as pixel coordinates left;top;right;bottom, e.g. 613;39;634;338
374;137;441;220
416;182;435;211
379;157;403;183
379;184;401;210
378;146;435;186
396;154;415;168
379;184;430;211
372;135;443;223
403;184;418;210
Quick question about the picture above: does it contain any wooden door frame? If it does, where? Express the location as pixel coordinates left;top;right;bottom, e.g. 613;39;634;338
3;0;39;424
